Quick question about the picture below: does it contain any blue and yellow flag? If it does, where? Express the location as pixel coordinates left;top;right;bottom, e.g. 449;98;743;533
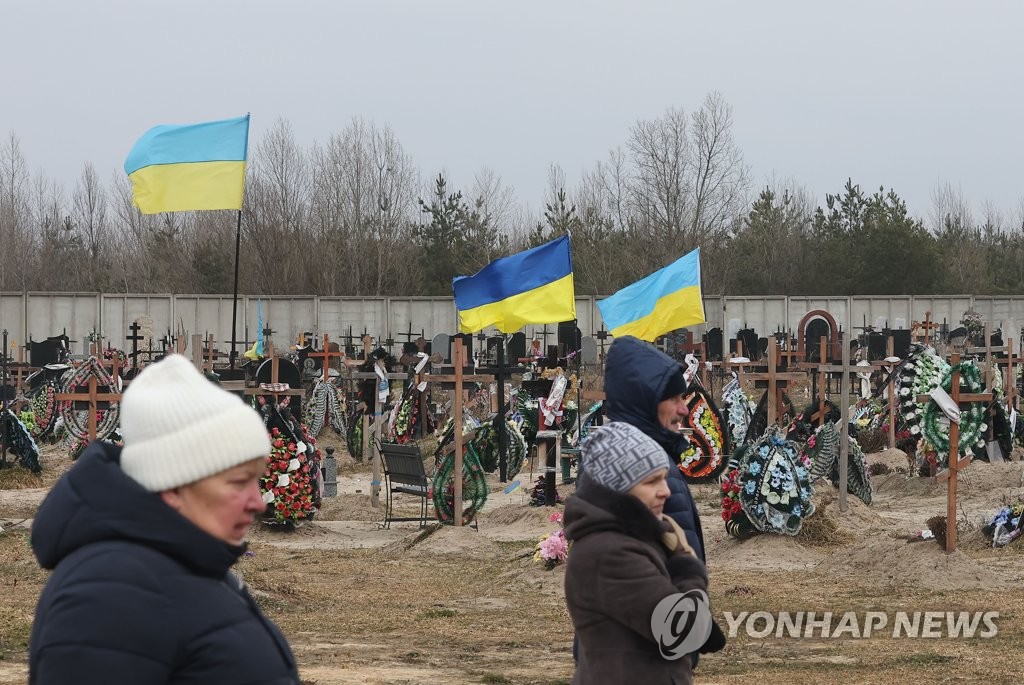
452;235;576;333
124;115;250;214
597;247;705;341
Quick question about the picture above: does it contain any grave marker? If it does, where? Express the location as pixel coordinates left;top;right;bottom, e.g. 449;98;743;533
915;352;994;553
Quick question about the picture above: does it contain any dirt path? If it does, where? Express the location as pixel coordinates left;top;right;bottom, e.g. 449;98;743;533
5;442;1024;683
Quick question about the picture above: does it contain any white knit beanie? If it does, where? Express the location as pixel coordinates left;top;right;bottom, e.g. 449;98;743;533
120;354;271;492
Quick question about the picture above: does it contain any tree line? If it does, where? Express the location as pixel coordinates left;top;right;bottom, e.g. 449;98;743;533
2;92;1022;298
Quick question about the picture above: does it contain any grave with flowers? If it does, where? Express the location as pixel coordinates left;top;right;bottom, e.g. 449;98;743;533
259;406;323;526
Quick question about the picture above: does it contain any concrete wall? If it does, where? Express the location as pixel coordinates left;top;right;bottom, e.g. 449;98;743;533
2;291;1023;357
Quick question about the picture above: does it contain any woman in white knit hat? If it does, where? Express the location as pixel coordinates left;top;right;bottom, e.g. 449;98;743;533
29;354;300;685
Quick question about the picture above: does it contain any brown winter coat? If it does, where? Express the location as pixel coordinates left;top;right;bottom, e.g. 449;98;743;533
564;474;710;685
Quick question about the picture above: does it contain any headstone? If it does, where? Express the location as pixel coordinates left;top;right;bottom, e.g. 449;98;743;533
803;319;831;362
27;335;69;368
432;334;450;363
256;357;302;389
867;332;887;361
507;332;527;362
735;328;760;361
890;329;912;358
704;328;723;361
452;333;473;362
484;337;502;366
581;336;598;365
557;320;582;357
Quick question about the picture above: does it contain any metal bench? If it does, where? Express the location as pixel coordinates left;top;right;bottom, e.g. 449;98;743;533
378;442;433;528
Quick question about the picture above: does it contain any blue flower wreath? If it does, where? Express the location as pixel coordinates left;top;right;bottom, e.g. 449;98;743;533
735;428;816;536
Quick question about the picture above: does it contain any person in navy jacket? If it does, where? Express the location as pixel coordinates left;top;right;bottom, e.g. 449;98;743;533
603;335;705;559
30;355;300;685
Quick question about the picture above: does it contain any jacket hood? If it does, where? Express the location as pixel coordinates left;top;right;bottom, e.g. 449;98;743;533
32;441;244;576
564;473;667;545
604;336;689;458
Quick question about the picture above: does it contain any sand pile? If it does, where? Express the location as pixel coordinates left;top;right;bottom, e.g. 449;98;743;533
708;534;824;571
817;536;1008;590
317;493;388;522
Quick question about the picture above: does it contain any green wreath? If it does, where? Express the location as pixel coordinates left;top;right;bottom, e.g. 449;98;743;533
921;361;986;465
60;358;120;444
432;442;489;526
470;418;528;478
800;422;872;506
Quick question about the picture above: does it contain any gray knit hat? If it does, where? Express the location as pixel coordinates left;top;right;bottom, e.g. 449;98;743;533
583;421;670;493
120;354;271;492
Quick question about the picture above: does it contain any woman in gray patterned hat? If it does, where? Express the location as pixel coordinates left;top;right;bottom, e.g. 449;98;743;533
564;421;724;685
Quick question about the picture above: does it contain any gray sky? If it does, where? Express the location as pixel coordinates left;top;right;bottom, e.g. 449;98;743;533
3;0;1022;221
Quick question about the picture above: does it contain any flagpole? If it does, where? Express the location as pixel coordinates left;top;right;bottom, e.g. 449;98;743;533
229;209;242;370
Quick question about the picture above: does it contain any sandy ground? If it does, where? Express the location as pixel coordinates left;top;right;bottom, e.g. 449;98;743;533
4;433;1024;684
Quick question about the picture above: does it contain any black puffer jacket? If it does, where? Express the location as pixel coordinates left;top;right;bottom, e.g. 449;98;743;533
30;441;299;685
604;336;705;560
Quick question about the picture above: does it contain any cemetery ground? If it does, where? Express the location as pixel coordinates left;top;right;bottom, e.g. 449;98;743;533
3;437;1024;683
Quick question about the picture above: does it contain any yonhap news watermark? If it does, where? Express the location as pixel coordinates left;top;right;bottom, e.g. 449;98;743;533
721;610;999;639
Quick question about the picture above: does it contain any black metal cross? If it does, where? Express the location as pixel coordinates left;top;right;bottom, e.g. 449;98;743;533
126;321;144;370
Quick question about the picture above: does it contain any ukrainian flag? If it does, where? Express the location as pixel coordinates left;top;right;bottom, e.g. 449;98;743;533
124;115;250;214
453;235;576;333
597;247;705;341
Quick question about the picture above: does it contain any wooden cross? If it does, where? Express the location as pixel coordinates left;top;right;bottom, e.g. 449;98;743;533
97;348;124;384
11;344;31;397
87;331;105;357
776;331;802;368
349;366;408;508
431;338;524;481
202;334;219;373
966;324;1009;392
595;327;610;363
361;334;373;361
815;306;865;513
795;336;831;427
55;375;121;442
307;334;346;383
243;342;304;403
915;353;994;553
190;334;203;371
744;340;804;426
1002;339;1021;411
912;310;941;345
967;323;1021;446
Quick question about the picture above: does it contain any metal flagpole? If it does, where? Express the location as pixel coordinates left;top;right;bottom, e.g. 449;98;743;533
229;209;242;370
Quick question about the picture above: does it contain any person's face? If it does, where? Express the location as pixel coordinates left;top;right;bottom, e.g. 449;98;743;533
628;468;671;517
657;392;689;432
160;457;266;545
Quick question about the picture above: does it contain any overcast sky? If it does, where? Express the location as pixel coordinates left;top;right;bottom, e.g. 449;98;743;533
3;0;1022;222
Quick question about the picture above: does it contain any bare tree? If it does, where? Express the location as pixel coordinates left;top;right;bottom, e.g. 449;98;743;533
246;118;310;293
627;107;690;243
71;163;109;290
929;181;985;292
0;133;33;289
688;92;750;242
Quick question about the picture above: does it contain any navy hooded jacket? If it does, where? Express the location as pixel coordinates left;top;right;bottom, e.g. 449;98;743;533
30;441;299;685
603;335;706;560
